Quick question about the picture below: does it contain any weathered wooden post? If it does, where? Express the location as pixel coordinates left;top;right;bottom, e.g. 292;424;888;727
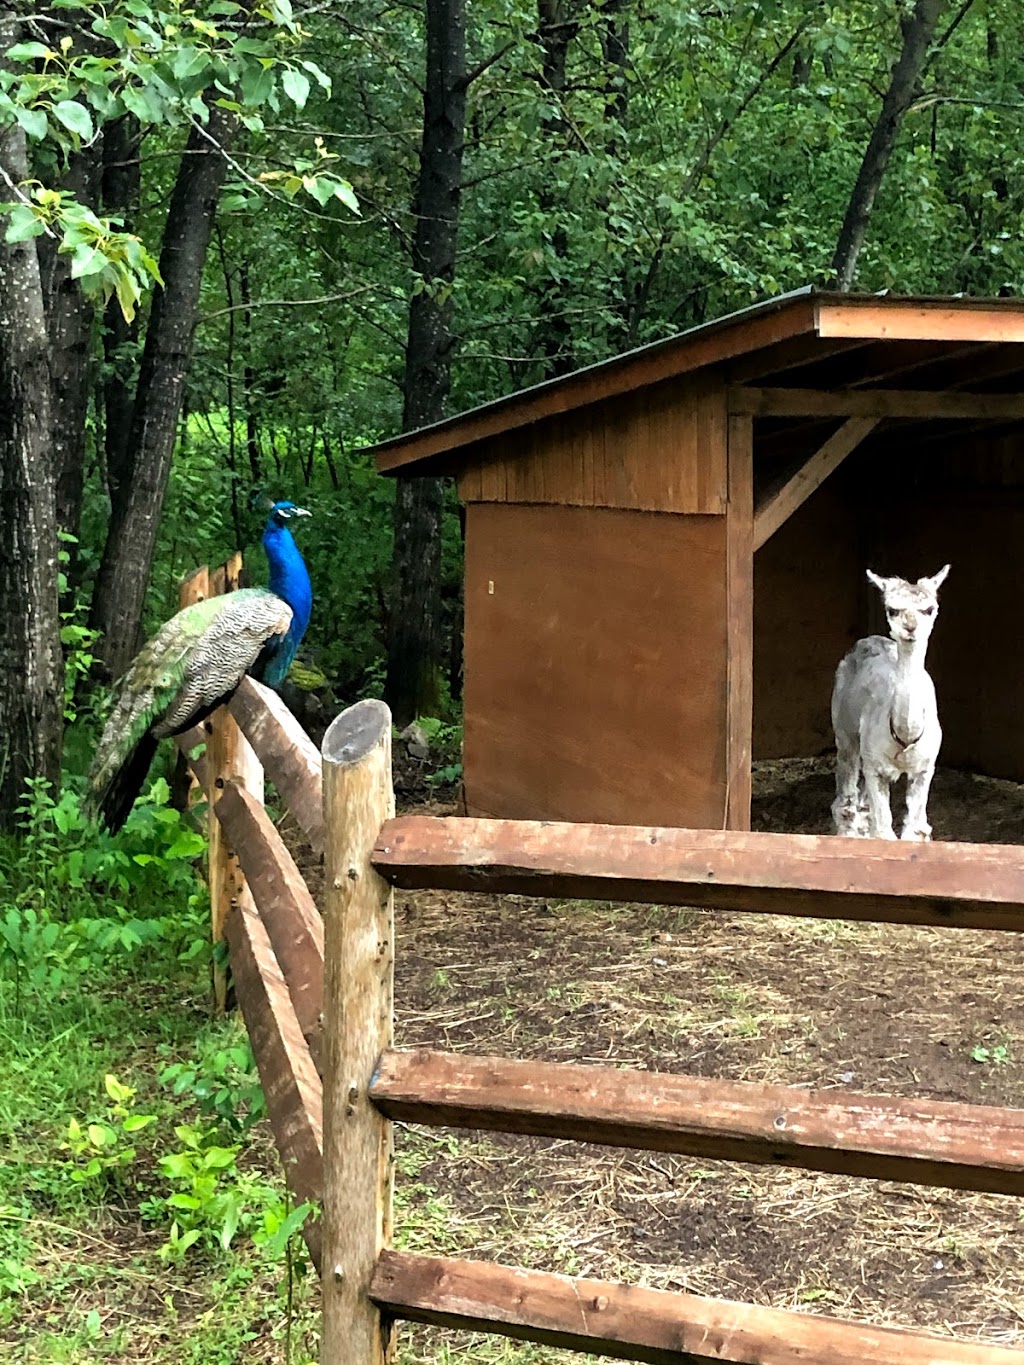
207;552;264;1011
320;700;395;1365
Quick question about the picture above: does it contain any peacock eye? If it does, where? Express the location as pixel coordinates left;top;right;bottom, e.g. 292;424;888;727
921;605;935;616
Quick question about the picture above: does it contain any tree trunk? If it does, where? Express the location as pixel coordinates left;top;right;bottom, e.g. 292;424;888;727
90;108;238;679
38;149;101;542
534;0;583;377
385;0;467;726
0;57;64;826
830;0;945;290
101;114;141;502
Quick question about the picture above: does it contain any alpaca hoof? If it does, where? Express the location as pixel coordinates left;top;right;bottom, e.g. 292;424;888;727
901;826;931;842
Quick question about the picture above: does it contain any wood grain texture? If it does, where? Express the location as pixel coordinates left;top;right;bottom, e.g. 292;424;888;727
370;1250;1022;1364
207;555;263;1012
214;780;324;1069
457;376;728;515
228;676;324;855
373;816;1024;930
320;701;396;1365
753;417;878;551
752;476;862;761
816;299;1024;344
462;503;729;828
725;416;753;830
225;885;323;1270
730;386;1024;420
370;1048;1024;1193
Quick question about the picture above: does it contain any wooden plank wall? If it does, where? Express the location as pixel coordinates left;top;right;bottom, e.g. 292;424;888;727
871;435;1024;781
462;503;731;828
458;374;728;515
753;474;863;760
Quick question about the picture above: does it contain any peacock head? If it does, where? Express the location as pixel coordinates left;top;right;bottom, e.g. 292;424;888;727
269;500;312;526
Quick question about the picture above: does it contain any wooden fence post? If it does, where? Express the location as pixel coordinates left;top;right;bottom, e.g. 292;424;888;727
173;566;210;813
320;700;395;1365
207;553;264;1012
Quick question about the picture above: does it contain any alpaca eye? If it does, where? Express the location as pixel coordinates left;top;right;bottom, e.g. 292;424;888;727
921;606;935;616
886;606;899;616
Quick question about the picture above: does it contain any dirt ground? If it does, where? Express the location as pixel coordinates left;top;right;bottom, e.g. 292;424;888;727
297;758;1024;1358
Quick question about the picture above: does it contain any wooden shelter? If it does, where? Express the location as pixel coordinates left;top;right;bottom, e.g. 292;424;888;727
371;288;1024;831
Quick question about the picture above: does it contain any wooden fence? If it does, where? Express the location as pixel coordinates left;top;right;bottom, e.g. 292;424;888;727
183;558;1024;1365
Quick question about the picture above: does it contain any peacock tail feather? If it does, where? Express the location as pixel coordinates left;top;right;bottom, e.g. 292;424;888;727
86;589;292;829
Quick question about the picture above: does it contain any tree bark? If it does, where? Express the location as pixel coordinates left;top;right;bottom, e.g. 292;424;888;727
0;37;64;826
534;0;583;378
101;114;141;502
90;108;238;679
38;149;101;541
830;0;945;290
385;0;467;726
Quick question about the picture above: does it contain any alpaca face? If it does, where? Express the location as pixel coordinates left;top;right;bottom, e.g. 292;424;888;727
866;565;950;648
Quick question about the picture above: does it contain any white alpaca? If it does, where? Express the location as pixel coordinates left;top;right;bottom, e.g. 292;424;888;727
831;565;950;841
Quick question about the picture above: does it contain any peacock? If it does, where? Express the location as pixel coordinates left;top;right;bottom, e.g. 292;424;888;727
86;499;313;833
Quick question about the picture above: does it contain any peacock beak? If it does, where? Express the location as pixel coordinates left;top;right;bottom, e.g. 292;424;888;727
292;506;312;517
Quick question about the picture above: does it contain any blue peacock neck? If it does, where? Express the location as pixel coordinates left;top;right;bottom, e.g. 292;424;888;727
262;518;313;681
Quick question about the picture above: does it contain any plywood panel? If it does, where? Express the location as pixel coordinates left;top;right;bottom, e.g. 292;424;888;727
463;504;729;828
458;375;728;515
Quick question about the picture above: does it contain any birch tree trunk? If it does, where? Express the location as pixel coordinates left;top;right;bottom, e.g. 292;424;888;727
386;0;467;726
0;33;64;826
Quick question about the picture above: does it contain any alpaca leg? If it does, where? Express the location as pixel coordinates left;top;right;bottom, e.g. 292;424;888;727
832;742;863;836
862;765;896;840
902;766;935;842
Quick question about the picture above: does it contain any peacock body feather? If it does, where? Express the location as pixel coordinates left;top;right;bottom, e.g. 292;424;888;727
86;501;312;832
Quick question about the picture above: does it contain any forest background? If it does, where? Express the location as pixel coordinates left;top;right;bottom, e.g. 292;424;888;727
2;0;1023;826
1;3;1023;1359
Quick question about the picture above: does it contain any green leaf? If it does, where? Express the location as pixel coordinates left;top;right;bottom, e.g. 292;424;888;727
282;67;310;110
167;1193;201;1210
52;100;94;141
333;179;359;214
70;244;108;280
300;59;331;92
165;831;206;860
123;1114;157;1132
5;41;52;61
4;205;45;244
87;1123;111;1147
269;0;293;24
15;106;48;140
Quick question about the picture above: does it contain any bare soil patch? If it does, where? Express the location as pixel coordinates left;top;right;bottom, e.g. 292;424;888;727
287;759;1024;1358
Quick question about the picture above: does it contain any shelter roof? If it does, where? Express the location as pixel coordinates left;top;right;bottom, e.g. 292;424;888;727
370;287;1024;476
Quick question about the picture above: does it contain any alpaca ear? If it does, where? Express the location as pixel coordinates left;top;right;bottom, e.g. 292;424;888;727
866;569;891;594
920;564;951;593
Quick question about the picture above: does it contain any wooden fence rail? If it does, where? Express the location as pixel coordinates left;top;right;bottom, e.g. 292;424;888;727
373;815;1024;930
180;555;1024;1365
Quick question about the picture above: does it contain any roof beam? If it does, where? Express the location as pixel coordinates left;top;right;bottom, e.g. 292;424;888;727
753;418;878;551
730;386;1024;420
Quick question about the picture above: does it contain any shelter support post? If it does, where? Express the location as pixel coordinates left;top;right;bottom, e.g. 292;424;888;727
320;700;396;1365
725;415;753;830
